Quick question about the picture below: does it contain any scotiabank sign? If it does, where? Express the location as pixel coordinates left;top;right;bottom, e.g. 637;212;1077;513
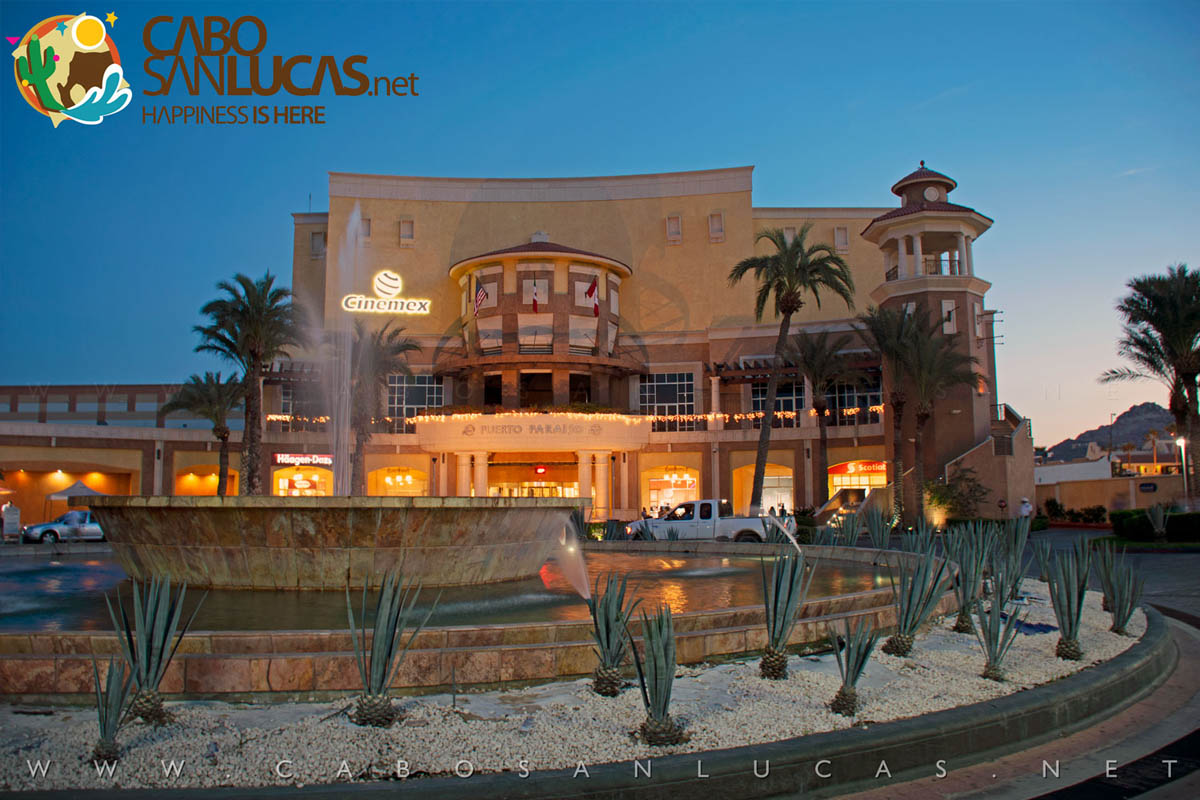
828;460;887;476
273;453;333;467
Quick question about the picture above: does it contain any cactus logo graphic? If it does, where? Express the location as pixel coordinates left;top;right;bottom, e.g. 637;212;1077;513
10;12;131;127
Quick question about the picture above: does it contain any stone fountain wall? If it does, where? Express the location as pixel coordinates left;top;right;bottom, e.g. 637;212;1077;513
86;496;581;589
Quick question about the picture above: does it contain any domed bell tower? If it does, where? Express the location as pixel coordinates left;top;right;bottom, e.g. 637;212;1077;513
862;163;1001;515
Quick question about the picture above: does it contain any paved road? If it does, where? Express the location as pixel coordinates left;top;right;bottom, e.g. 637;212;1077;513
1028;527;1200;619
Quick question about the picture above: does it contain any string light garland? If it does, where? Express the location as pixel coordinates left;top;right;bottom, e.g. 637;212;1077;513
260;404;888;427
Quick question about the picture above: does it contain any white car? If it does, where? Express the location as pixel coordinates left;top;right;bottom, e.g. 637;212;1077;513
21;510;105;543
626;499;770;542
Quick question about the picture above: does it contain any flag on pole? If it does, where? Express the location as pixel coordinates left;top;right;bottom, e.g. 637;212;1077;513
532;280;540;313
585;275;599;317
473;276;488;316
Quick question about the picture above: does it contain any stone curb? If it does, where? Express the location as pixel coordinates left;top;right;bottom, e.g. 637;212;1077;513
4;606;1175;799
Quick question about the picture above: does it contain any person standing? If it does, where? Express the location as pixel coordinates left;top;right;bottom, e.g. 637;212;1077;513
1019;497;1034;519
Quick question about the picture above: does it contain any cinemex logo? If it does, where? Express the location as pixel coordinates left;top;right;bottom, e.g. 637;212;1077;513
341;271;432;315
10;12;131;127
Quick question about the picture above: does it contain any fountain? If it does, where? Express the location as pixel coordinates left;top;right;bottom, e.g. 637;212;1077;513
87;496;586;589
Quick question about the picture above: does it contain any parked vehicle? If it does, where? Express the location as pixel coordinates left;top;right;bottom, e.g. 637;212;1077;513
21;510;105;543
625;499;769;541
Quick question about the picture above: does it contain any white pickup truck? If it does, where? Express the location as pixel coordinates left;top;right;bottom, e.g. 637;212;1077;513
625;499;770;542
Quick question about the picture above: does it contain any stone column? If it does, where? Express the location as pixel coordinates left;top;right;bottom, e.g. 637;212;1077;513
552;370;570;405
437;453;449;496
618;452;629;513
594;451;611;520
577;451;593;512
912;233;924;276
472;451;489;498
456;453;471;497
591;372;611;405
710;376;724;430
710;446;721;502
965;235;975;275
502;369;520;409
896;236;908;278
956;232;968;277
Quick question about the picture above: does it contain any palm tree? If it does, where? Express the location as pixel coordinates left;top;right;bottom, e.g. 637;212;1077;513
1145;428;1162;469
857;306;918;523
1101;264;1200;501
348;319;421;495
789;331;861;508
907;312;979;523
194;273;304;495
728;225;855;514
161;373;245;496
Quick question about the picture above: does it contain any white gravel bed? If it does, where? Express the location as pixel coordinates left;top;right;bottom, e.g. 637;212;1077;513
1;583;1146;790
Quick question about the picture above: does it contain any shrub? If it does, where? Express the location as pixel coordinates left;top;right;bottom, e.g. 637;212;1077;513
924;466;991;519
1031;515;1050;532
1109;509;1200;542
1080;505;1109;524
1044;498;1066;520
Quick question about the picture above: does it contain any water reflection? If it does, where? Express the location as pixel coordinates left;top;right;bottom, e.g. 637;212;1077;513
0;552;889;632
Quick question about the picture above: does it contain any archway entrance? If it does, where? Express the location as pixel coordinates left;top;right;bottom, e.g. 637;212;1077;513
731;463;794;514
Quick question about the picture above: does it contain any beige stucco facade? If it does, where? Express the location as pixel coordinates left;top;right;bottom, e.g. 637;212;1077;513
1;164;1034;524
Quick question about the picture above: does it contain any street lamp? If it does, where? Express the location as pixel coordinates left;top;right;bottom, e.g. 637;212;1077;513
1177;437;1188;507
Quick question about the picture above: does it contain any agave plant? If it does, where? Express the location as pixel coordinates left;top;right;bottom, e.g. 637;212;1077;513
944;521;995;633
831;512;864;546
813;525;838;547
1147;503;1169;545
569;507;590;541
882;550;949;657
663;526;682;542
899;519;938;554
1093;544;1145;635
1032;538;1053;583
346;570;438;727
587;573;641;696
973;561;1024;681
759;552;816;679
830;617;879;716
991;518;1031;602
105;576;206;724
629;605;686;745
1046;539;1091;660
602;520;626;541
863;507;890;550
91;656;133;764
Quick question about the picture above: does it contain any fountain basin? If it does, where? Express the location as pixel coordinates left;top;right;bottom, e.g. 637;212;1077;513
87;496;582;589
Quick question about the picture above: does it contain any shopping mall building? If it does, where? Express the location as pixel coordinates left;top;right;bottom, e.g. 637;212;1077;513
0;164;1033;524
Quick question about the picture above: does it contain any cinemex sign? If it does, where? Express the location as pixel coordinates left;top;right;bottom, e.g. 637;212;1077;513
341;270;431;314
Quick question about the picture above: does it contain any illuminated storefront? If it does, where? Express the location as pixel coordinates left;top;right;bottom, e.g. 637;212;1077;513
271;453;333;497
827;460;888;497
643;466;698;512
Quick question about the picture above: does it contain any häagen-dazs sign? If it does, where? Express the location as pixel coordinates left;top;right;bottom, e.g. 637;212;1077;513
416;415;651;453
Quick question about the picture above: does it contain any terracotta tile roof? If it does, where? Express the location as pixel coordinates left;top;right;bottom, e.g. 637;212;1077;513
868;200;983;224
458;241;630;270
891;163;957;195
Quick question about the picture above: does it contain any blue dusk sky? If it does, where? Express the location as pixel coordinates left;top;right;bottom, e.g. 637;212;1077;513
1;0;1197;447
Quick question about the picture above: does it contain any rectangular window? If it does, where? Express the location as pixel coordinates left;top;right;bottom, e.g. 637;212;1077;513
607;321;618;356
518;312;554;354
751;381;805;428
666;215;682;244
476;317;504;354
569;373;591;404
399;218;415;244
523;278;550;307
640;372;701;431
310;231;326;258
387;375;443;433
708;212;725;243
824;369;883;427
609;287;619;316
942;299;958;335
974;302;984;338
700;502;713;520
834;226;849;253
360;218;371;238
569;315;598;355
783;226;796;244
